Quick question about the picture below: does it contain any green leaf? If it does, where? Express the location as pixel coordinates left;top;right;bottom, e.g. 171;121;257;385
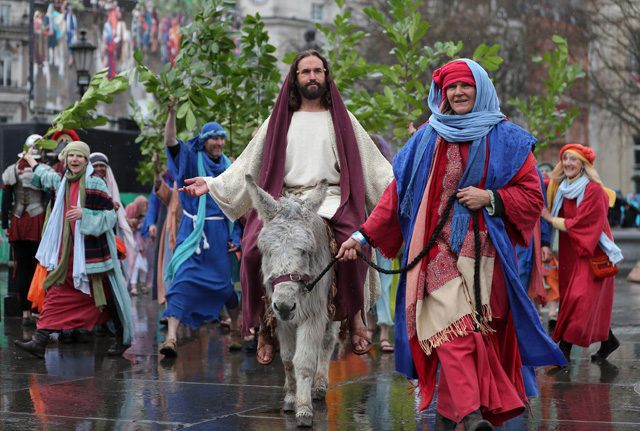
176;102;189;119
383;86;395;103
473;44;489;60
36;139;59;150
134;49;143;64
186;109;197;132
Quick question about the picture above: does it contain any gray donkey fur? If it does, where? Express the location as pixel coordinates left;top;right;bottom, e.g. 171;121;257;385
245;174;340;428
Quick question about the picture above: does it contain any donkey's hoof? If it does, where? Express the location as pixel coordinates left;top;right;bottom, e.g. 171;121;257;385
296;414;313;428
284;399;296;412
311;387;326;401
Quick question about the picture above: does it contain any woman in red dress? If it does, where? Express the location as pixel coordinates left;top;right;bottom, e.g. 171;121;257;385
541;144;621;364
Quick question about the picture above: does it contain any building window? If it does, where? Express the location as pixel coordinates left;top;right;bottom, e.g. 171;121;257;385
0;116;9;123
0;50;11;86
311;4;324;22
0;5;10;26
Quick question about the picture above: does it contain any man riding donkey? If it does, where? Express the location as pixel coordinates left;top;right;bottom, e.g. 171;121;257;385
181;50;394;364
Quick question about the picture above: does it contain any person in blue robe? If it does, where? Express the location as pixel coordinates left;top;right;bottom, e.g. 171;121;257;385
159;108;243;357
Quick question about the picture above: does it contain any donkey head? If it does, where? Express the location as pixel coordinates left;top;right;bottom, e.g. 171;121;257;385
245;174;329;322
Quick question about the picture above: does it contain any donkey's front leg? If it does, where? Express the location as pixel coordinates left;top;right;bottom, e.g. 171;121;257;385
293;322;323;427
312;321;339;401
277;323;297;413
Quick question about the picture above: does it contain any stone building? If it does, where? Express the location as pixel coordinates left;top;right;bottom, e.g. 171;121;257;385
0;0;30;123
587;0;640;195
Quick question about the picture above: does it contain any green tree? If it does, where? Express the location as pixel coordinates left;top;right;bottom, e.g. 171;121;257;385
216;12;281;157
353;0;502;142
132;0;280;183
129;100;168;183
508;35;586;151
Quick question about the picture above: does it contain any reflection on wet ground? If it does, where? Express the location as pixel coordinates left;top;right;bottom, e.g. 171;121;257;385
1;276;639;430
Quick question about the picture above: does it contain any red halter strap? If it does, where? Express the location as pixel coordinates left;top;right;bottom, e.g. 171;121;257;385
272;273;314;288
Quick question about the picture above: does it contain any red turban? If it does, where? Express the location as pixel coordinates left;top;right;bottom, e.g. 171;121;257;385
560;143;595;167
432;61;476;101
51;129;80;142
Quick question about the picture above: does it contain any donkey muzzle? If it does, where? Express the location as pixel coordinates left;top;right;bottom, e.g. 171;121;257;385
273;301;297;321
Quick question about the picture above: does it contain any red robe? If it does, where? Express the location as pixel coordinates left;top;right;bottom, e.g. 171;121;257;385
364;141;542;425
552;181;615;347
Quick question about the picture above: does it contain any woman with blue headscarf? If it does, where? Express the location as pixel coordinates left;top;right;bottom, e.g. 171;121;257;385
159;102;243;358
338;59;566;430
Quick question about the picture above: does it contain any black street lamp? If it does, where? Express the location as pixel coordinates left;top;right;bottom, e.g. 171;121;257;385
69;29;96;97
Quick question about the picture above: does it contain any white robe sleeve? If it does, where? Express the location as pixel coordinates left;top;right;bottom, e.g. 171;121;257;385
204;117;270;221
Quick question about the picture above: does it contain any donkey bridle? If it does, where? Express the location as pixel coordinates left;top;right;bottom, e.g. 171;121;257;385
272;273;314;289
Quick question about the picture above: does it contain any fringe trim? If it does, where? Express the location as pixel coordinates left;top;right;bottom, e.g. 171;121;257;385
418;303;495;356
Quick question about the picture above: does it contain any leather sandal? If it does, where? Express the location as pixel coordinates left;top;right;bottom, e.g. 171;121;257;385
256;327;275;365
350;328;373;355
159;338;177;357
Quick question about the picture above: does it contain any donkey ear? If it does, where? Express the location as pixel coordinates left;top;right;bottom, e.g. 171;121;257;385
303;179;329;214
245;174;279;222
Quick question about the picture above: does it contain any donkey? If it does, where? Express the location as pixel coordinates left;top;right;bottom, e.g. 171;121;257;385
245;174;340;428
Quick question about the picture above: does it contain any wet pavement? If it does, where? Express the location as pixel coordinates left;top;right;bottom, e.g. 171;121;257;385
1;276;639;430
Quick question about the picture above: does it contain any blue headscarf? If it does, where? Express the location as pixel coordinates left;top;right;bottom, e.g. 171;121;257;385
187;122;227;153
398;59;505;253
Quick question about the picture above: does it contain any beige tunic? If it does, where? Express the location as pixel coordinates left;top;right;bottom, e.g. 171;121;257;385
284;111;341;219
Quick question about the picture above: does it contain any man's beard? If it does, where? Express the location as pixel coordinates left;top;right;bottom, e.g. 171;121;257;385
298;80;327;100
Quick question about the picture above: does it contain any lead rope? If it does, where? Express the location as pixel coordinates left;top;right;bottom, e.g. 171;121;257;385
472;207;482;332
306;192;484;332
307;192;458;290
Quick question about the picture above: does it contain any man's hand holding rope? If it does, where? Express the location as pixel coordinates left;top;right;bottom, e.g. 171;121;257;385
336;236;362;262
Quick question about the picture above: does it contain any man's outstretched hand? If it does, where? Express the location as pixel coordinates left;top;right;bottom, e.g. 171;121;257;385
179;177;209;197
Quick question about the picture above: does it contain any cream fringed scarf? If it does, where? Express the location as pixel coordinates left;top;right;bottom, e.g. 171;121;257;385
405;139;495;356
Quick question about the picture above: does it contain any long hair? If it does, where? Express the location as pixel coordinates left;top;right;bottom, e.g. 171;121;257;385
288;50;332;111
550;160;603;185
